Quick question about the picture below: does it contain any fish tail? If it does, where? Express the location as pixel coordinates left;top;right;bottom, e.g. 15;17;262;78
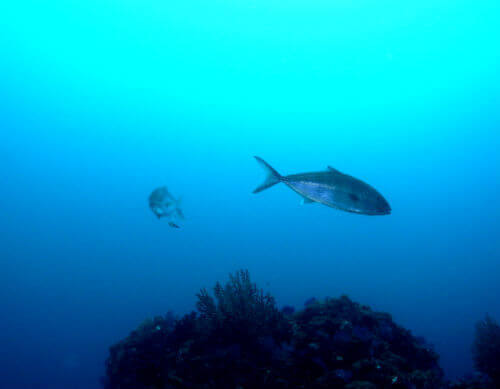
253;156;282;194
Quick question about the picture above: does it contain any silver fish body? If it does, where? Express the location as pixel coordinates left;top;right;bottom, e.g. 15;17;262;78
149;186;185;227
253;157;391;216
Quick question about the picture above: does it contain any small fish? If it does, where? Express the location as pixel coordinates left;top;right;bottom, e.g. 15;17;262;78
148;186;184;227
252;156;391;215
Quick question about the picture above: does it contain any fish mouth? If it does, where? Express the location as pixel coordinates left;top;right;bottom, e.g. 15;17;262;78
379;203;392;215
368;208;391;216
371;204;391;216
378;198;391;215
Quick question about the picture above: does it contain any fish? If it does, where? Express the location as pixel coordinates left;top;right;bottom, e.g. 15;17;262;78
252;156;391;215
148;186;184;227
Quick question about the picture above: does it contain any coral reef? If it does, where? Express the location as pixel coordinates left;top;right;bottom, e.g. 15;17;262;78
472;315;500;386
288;295;443;388
447;373;492;389
104;271;444;389
195;269;291;344
103;312;177;389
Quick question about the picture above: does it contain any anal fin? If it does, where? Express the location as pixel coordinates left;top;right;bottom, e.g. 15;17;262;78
300;196;315;205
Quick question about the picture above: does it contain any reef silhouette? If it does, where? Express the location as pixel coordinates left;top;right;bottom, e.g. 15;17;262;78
102;271;496;389
470;315;500;388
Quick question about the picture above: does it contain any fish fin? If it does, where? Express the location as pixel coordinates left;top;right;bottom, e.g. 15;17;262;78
300;197;315;205
253;156;282;193
176;207;185;220
327;166;343;174
173;197;184;219
168;221;180;228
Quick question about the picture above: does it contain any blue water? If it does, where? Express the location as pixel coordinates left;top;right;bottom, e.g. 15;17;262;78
1;1;499;388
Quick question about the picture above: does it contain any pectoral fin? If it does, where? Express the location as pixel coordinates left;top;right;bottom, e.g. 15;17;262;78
300;197;315;205
176;208;185;219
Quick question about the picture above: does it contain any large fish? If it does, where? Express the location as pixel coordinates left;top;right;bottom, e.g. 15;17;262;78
253;156;391;215
148;186;185;228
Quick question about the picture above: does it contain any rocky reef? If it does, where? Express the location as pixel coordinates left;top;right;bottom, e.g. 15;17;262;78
469;314;500;388
103;270;445;389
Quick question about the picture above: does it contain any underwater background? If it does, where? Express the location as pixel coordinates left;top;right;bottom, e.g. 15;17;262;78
1;0;499;388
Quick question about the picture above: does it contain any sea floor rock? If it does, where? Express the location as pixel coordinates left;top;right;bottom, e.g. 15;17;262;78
103;271;445;389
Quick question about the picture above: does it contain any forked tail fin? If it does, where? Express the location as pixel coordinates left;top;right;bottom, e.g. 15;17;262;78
252;156;282;193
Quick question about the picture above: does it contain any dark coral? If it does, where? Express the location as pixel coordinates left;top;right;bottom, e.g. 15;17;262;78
195;269;291;344
104;271;444;389
472;315;500;386
288;295;443;388
103;312;177;389
447;373;493;389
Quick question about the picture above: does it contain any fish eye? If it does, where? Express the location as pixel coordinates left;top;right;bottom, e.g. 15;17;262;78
348;193;359;202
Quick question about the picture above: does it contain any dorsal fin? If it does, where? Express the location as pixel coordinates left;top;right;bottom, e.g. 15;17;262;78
327;166;343;175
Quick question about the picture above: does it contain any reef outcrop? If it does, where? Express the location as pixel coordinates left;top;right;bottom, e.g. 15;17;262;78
103;270;444;389
469;314;500;388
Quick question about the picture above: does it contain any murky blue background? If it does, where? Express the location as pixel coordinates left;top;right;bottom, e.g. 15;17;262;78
1;1;499;388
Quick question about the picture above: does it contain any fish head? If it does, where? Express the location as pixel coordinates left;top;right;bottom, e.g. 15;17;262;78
338;187;391;215
152;206;165;217
348;189;391;215
370;193;391;215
